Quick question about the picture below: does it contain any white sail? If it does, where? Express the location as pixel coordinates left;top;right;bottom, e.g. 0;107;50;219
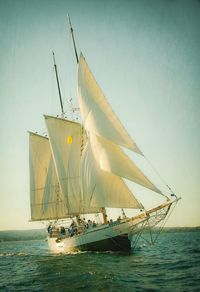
44;115;100;215
44;116;82;214
78;53;142;154
27;22;177;254
80;141;143;209
90;133;162;194
29;132;67;220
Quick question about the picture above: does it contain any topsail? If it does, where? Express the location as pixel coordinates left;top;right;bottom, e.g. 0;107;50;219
78;53;142;154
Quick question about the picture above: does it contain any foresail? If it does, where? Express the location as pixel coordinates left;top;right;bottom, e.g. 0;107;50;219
90;133;162;194
78;53;142;154
44;116;99;215
29;132;67;220
80;141;143;209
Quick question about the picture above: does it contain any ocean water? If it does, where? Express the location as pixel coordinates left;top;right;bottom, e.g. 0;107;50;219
0;229;199;291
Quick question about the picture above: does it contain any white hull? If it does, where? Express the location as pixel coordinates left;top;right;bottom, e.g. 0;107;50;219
48;200;175;253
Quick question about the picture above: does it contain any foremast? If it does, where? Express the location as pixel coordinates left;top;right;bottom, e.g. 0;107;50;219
52;51;64;116
68;14;79;64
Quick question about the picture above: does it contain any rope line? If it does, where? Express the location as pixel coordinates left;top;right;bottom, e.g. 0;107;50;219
143;153;175;195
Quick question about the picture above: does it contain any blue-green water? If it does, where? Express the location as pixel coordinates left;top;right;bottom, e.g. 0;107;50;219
0;229;199;291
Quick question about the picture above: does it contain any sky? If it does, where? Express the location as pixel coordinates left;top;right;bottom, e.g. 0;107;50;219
0;0;199;230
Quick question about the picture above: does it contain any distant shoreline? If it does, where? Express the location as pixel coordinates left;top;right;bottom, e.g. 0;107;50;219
0;227;199;242
0;229;46;242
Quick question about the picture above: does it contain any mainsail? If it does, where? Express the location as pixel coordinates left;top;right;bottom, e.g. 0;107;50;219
44;115;100;215
29;132;67;220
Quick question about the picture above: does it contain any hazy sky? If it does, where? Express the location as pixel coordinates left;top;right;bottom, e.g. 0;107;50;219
0;0;199;230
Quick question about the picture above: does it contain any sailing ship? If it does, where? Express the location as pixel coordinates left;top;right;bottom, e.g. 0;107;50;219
29;18;180;253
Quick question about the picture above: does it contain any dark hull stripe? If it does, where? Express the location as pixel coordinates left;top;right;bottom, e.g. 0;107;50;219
74;234;131;252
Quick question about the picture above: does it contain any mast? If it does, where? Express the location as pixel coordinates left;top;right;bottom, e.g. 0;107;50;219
101;207;108;224
52;51;64;115
68;14;79;64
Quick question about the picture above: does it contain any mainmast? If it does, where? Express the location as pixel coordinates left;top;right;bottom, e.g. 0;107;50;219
68;16;109;222
68;14;79;64
52;51;64;115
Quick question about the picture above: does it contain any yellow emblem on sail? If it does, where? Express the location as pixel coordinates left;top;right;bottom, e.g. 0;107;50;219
67;136;73;144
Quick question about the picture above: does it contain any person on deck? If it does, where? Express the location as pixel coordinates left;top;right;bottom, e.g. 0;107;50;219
47;224;52;234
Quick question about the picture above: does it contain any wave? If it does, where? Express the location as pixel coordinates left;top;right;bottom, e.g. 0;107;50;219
0;252;28;257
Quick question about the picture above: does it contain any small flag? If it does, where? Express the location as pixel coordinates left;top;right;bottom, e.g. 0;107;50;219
67;136;73;144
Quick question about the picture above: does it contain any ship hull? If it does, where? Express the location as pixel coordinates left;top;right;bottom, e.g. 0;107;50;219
48;220;133;253
47;200;175;253
48;214;151;253
71;234;130;252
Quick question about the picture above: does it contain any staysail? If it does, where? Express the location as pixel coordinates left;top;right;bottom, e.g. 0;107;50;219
80;140;143;209
78;53;163;203
29;132;67;220
89;133;162;194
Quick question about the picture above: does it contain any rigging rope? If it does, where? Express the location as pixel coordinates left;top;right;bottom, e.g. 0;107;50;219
152;200;179;243
142;153;175;196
